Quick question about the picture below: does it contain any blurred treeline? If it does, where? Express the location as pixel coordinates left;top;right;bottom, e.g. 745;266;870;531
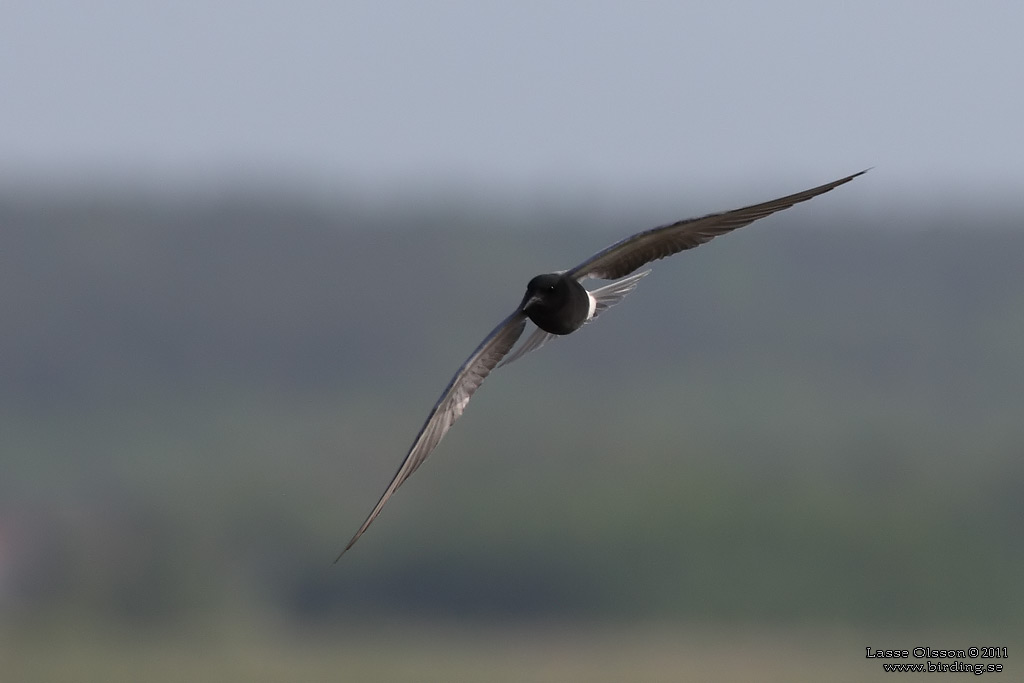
1;185;1022;633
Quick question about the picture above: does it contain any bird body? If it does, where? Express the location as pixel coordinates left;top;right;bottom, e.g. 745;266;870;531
337;170;867;560
521;273;596;335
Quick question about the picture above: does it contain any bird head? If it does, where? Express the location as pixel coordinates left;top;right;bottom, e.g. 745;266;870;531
521;273;564;313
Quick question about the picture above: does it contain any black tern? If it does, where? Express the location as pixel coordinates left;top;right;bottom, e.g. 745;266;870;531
338;170;866;560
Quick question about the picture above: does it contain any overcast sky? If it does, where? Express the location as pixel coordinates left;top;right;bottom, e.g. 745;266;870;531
2;1;1022;203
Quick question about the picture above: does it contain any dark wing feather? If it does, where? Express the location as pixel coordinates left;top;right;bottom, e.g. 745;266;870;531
568;170;867;281
336;310;527;560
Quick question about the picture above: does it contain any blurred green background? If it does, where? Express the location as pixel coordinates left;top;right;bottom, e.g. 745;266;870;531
2;187;1021;681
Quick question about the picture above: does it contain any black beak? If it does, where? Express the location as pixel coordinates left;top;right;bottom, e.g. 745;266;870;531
521;293;544;312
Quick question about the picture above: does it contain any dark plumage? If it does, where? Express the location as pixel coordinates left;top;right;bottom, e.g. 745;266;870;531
337;170;866;560
520;273;594;335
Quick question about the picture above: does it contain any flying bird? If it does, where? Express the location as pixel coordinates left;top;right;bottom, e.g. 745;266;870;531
337;170;866;560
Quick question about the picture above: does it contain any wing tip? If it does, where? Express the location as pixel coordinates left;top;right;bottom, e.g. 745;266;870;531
333;536;358;564
333;542;351;563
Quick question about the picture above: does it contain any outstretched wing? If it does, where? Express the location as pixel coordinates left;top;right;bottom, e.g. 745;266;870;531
336;310;528;560
568;171;867;281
